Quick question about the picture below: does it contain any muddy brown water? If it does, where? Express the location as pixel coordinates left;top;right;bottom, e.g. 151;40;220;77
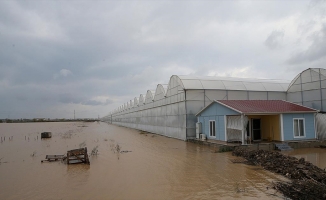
1;122;323;200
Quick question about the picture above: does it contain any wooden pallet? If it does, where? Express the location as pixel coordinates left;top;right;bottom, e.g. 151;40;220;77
67;147;90;165
41;155;65;163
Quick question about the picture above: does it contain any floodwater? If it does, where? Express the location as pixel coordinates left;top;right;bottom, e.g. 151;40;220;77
282;148;326;170
1;122;317;200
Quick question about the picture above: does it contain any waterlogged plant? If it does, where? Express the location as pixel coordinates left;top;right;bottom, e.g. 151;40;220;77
113;144;121;153
91;145;99;156
115;144;121;153
31;151;37;157
62;132;73;139
79;141;86;148
109;143;121;154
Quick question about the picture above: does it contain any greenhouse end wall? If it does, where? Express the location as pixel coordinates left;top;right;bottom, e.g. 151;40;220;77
287;68;326;112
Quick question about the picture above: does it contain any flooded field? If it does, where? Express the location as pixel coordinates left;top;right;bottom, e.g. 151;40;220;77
1;122;323;199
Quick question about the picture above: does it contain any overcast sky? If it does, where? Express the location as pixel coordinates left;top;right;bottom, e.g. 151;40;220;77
1;0;326;119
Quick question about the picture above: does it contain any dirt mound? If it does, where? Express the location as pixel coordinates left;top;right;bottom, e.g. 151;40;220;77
232;148;326;200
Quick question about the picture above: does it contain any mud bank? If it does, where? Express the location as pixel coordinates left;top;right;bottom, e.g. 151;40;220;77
233;149;326;200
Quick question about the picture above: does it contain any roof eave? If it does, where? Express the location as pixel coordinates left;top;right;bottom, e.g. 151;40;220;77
243;111;318;115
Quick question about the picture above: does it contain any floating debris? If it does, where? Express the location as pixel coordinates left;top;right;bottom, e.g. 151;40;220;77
274;143;293;151
41;147;90;165
41;132;52;139
91;146;99;156
41;155;65;163
120;150;132;153
67;147;90;165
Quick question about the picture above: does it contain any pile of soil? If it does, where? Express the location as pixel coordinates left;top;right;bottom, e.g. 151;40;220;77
232;148;326;200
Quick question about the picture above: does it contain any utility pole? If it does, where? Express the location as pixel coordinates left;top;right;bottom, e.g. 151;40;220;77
74;110;75;120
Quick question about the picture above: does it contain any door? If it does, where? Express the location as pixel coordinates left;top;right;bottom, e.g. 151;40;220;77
252;119;261;140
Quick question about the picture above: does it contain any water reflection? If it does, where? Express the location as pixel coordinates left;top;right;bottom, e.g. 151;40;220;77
282;148;326;169
66;164;90;189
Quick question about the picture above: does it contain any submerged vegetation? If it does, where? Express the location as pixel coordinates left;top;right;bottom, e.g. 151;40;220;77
91;145;99;156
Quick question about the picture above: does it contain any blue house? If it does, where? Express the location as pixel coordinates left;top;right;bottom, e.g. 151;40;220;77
195;100;318;144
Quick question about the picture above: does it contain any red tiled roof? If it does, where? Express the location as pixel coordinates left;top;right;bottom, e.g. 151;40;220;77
216;100;317;114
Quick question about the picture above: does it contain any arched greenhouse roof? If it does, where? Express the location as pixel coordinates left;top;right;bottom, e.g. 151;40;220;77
134;97;139;107
139;94;145;105
287;68;326;92
129;100;133;108
176;75;290;91
145;90;155;103
154;84;168;100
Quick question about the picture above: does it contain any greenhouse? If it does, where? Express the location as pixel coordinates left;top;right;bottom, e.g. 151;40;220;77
103;68;326;140
287;68;326;112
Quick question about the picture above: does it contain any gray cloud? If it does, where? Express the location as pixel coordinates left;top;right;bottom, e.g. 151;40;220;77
287;24;326;65
265;30;284;50
82;99;113;106
0;0;325;118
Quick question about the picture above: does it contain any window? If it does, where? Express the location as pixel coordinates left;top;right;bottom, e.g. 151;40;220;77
209;120;216;137
293;118;305;137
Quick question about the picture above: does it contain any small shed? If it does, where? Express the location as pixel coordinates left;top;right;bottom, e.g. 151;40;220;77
196;100;318;144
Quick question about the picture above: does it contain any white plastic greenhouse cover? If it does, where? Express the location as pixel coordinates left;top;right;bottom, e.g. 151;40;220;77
154;84;168;100
129;100;133;108
287;68;326;91
316;113;326;140
134;97;139;107
177;75;290;91
287;68;326;111
106;73;294;139
139;94;145;105
145;90;155;103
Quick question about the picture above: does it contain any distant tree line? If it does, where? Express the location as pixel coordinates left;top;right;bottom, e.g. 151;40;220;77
0;118;99;123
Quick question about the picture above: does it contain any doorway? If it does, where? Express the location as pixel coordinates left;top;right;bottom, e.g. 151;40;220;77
252;118;261;140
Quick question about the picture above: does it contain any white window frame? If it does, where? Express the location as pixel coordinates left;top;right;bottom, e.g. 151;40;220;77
293;118;305;138
209;120;216;137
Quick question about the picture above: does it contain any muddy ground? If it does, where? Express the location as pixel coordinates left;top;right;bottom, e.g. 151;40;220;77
233;148;326;200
